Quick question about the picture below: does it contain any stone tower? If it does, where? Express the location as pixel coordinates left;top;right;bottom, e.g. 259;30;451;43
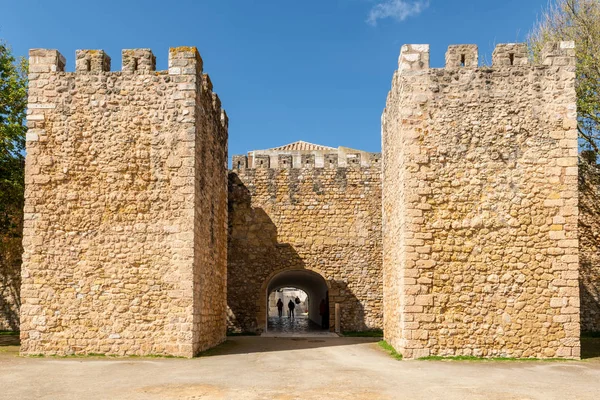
382;42;580;359
20;47;228;357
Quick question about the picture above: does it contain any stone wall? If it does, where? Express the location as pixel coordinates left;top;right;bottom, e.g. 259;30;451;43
579;158;600;333
382;42;580;359
227;156;382;333
20;47;228;357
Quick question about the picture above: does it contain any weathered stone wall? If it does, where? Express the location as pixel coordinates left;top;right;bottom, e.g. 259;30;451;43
227;156;382;333
20;47;228;357
382;42;580;359
579;159;600;333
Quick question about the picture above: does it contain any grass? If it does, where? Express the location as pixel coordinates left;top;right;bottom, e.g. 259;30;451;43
22;352;184;359
343;330;383;338
377;340;403;360
0;331;19;336
418;355;572;362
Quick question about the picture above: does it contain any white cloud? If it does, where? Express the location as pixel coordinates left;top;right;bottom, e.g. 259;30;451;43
367;0;429;26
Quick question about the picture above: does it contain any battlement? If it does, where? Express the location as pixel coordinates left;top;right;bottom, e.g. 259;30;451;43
231;152;381;171
397;41;575;73
27;47;228;131
28;47;212;75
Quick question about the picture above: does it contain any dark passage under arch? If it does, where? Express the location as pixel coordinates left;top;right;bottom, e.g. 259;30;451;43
265;269;329;332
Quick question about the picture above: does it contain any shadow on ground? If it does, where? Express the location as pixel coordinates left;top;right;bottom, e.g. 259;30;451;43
582;337;600;359
0;334;19;347
0;333;20;357
2;333;599;361
201;336;380;357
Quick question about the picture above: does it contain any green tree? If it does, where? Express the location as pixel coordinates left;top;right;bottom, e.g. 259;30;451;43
528;0;600;158
0;41;27;330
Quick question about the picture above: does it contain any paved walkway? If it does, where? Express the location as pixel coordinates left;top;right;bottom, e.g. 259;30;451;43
264;315;336;337
1;336;600;399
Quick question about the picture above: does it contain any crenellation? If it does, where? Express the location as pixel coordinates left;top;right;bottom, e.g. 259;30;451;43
232;155;248;171
301;154;315;168
233;153;380;170
541;41;576;66
369;153;382;165
212;92;221;112
121;49;156;72
221;109;229;129
399;44;429;73
279;154;293;169
202;73;213;91
75;49;111;72
254;155;270;169
325;153;338;168
445;44;478;69
29;49;65;73
492;43;529;66
168;46;203;76
346;153;361;167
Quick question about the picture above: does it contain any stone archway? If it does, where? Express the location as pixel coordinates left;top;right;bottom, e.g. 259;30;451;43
259;269;330;332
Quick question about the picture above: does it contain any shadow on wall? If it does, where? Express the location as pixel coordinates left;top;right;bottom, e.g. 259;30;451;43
579;158;600;333
226;173;367;334
0;237;21;332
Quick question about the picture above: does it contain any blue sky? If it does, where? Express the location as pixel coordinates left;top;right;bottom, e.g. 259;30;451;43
1;0;549;157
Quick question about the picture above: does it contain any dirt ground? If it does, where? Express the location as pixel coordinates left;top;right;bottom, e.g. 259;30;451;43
1;335;600;400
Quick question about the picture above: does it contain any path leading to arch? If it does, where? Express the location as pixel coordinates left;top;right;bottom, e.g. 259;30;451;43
263;316;336;337
2;336;600;399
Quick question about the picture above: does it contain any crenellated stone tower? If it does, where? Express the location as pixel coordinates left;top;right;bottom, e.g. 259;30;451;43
20;47;228;357
382;42;580;359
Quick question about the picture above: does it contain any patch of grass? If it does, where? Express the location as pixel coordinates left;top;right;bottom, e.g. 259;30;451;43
418;355;571;362
226;331;259;337
127;354;184;359
0;331;19;336
24;352;184;359
377;340;403;360
343;330;383;338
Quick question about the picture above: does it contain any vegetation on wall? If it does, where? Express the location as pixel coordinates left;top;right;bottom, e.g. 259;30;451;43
529;0;600;159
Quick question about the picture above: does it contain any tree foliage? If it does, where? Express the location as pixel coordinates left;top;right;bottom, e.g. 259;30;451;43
0;41;27;326
0;41;27;236
529;0;600;158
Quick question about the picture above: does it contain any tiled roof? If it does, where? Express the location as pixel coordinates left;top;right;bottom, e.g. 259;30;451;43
267;141;336;152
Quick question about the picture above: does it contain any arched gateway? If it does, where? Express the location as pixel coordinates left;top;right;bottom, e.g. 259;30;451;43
262;269;330;332
226;141;384;335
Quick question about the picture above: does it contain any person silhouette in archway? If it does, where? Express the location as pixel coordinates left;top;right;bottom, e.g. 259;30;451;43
320;298;327;329
288;299;295;319
276;298;284;317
